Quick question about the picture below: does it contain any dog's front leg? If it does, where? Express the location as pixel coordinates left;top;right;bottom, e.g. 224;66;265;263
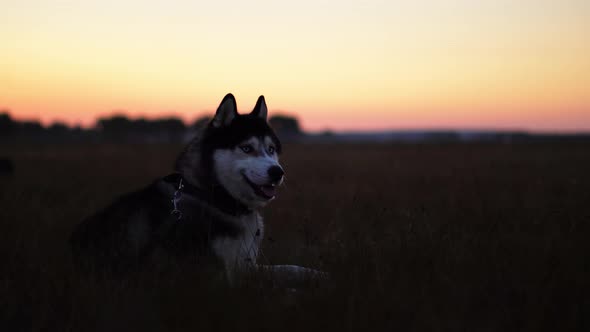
257;264;328;287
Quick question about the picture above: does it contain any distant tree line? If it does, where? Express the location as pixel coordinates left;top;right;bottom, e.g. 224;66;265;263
0;112;80;141
5;110;585;144
0;111;303;143
96;115;186;142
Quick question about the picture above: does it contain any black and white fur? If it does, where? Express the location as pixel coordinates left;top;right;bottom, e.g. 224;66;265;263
70;94;322;284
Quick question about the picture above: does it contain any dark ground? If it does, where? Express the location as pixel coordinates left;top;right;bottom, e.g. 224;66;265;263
0;142;589;331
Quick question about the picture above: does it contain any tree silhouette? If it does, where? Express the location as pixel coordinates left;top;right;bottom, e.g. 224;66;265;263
0;112;15;136
96;114;186;142
19;121;44;135
97;115;132;135
269;115;302;140
48;122;69;134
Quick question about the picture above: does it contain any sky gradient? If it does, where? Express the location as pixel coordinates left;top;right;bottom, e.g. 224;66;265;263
1;0;589;132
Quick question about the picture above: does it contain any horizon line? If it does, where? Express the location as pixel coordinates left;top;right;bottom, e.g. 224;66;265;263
2;110;590;136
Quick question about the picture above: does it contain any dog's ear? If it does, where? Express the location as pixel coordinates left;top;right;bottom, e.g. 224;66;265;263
212;93;238;128
251;95;268;120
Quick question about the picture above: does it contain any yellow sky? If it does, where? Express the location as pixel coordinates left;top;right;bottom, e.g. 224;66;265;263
1;0;589;131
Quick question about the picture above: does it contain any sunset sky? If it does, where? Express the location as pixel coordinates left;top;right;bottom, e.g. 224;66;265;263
1;0;589;132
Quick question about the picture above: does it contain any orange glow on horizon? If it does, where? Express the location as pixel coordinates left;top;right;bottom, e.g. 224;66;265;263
1;0;589;132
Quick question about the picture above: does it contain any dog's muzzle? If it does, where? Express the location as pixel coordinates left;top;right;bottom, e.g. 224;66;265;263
241;172;281;200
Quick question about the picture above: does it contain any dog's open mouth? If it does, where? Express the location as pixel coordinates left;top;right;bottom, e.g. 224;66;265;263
242;174;276;200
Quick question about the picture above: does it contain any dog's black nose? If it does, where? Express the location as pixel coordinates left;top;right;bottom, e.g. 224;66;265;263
267;166;284;182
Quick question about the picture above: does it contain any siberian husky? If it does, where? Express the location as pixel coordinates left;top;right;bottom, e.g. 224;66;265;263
70;93;322;285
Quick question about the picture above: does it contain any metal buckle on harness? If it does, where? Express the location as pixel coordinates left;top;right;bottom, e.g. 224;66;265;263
171;178;184;220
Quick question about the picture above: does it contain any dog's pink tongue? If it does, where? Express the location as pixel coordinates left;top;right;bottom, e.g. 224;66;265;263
260;185;277;198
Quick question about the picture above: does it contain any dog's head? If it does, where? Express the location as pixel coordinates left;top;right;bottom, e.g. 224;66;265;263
200;94;284;209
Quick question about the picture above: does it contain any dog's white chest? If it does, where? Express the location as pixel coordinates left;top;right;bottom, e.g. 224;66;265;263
211;213;263;277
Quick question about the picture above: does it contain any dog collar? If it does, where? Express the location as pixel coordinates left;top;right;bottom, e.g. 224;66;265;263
162;173;252;218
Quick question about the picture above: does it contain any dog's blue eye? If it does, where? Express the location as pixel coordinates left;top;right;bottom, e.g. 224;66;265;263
240;145;253;153
267;146;275;154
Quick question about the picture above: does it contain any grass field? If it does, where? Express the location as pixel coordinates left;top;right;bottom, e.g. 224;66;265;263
1;142;589;331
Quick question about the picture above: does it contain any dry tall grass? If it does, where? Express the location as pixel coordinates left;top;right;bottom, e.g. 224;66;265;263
1;142;589;331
